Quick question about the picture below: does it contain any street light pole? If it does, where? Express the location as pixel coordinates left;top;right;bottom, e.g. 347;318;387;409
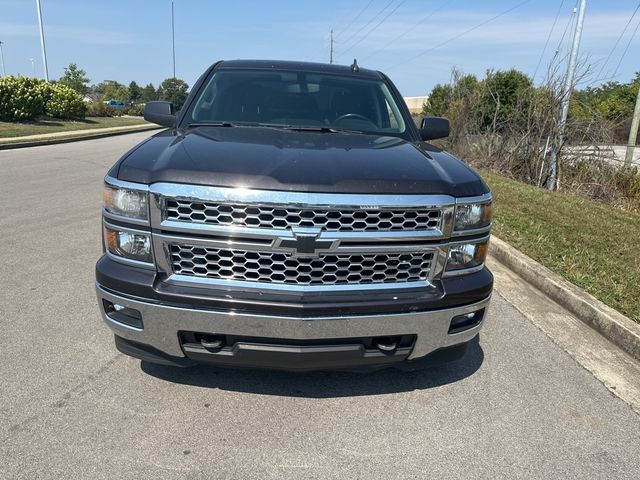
171;1;176;78
547;0;587;190
35;0;49;81
0;41;6;77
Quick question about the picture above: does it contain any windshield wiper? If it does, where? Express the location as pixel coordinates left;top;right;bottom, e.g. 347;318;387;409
283;126;364;134
187;121;236;128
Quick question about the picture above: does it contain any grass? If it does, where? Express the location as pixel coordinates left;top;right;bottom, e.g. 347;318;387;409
482;170;640;323
0;116;148;138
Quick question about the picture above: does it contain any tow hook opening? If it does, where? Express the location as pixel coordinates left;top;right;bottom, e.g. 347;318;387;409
374;336;401;353
200;335;225;351
448;308;485;334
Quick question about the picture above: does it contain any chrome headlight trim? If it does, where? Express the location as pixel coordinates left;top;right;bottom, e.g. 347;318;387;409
452;193;492;236
442;235;490;277
103;220;155;269
103;175;150;225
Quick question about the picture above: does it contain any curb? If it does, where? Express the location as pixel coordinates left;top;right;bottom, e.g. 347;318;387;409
0;124;162;150
489;235;640;361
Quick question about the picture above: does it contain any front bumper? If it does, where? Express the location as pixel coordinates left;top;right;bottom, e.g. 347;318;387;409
96;282;491;370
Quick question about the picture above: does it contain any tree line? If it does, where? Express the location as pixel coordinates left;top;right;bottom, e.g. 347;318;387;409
58;63;189;109
421;68;640;207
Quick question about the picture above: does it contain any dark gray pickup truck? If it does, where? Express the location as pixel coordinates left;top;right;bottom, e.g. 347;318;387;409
96;60;493;371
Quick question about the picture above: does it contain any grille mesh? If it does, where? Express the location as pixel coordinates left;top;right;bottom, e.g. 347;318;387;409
164;200;441;232
169;244;433;286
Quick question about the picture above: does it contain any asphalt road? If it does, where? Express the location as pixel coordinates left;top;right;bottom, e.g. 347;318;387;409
1;133;639;479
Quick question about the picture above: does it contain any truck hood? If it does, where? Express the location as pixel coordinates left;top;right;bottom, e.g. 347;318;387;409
115;127;488;196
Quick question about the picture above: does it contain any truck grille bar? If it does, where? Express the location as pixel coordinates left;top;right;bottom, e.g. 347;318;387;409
165;199;442;233
169;244;434;287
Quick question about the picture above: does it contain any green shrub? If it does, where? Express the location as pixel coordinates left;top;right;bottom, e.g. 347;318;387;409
613;166;640;201
86;101;116;117
42;83;86;119
0;76;86;120
0;76;46;121
122;104;144;116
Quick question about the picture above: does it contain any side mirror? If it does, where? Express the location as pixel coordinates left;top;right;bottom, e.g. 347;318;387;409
419;116;450;141
144;101;176;127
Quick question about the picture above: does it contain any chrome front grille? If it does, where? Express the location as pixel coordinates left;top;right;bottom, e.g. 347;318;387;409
150;184;457;291
169;244;434;287
164;199;442;232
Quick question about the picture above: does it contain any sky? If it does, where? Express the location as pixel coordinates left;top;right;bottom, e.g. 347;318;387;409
0;0;639;96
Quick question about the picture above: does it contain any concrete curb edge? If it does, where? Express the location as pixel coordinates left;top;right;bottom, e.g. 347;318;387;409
0;124;162;150
489;235;640;361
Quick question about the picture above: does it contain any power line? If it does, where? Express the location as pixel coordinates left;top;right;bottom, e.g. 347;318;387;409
386;0;532;71
362;0;452;60
338;0;396;54
340;0;408;57
551;1;576;63
612;10;640;78
532;0;565;81
334;0;375;39
543;1;576;80
595;2;640;82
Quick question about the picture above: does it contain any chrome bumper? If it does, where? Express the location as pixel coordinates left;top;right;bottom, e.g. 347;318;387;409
96;283;490;361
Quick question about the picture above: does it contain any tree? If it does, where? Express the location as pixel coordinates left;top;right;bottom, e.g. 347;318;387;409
158;77;189;110
58;63;90;96
93;80;130;103
473;69;533;131
129;81;142;103
422;72;479;117
422;84;452;117
141;83;157;103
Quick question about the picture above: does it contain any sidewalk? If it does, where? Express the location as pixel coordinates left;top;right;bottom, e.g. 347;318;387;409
0;123;161;147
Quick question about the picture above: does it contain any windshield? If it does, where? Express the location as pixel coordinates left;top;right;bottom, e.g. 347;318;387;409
185;68;407;136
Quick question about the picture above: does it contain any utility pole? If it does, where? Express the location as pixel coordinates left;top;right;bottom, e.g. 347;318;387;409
329;29;334;64
35;0;49;81
625;82;640;165
0;41;6;76
547;0;587;190
171;1;176;78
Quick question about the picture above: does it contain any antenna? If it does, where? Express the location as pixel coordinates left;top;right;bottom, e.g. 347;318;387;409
329;29;334;64
351;58;359;73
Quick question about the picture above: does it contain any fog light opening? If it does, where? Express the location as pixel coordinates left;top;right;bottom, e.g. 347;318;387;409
448;308;485;334
103;300;143;330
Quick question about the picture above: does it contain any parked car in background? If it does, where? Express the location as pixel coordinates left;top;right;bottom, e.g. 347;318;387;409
103;99;130;109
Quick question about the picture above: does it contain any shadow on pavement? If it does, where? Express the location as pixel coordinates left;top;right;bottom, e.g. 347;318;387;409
140;336;484;398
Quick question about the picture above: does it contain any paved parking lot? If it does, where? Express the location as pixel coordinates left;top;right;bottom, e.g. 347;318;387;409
1;133;639;479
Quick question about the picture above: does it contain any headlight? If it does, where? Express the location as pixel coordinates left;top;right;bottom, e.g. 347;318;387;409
103;225;153;264
103;185;148;221
446;239;489;273
454;201;492;232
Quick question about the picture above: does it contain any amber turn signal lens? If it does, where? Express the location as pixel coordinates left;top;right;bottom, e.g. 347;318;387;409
474;241;489;263
104;227;119;251
481;202;493;225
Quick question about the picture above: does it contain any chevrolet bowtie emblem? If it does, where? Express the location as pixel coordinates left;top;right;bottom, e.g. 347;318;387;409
274;228;336;257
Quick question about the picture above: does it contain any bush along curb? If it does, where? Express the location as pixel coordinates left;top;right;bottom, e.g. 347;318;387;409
489;235;640;361
0;124;162;150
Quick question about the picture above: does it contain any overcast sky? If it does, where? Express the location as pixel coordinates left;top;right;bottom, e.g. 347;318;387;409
1;0;639;96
